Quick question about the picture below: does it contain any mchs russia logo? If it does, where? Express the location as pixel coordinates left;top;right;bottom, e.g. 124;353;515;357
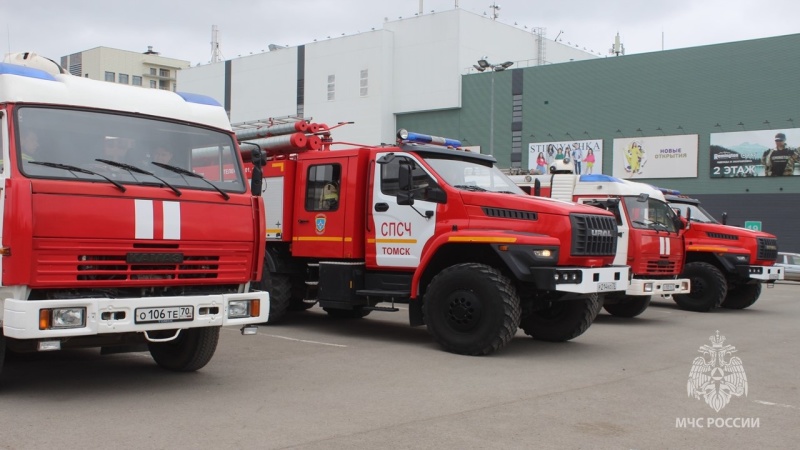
687;331;748;412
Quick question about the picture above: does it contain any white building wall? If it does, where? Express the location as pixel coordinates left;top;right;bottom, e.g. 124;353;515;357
176;9;597;146
230;49;298;123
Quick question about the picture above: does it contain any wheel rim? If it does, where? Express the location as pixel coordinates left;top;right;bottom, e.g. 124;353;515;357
445;290;483;332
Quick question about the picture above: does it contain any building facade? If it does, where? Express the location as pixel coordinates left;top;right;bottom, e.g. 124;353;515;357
61;46;189;91
176;9;596;146
396;34;800;251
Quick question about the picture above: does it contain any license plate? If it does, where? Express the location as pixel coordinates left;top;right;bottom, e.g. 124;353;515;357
769;273;779;280
597;282;617;292
135;306;194;324
663;284;675;292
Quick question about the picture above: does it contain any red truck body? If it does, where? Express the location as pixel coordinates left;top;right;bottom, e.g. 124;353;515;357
239;125;630;355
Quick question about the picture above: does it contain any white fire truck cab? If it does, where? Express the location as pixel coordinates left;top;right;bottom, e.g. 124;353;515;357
0;52;268;378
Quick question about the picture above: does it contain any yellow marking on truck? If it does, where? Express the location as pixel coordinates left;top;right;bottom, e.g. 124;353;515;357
448;236;518;243
687;245;730;252
270;162;285;172
266;228;282;234
375;238;417;244
293;236;344;242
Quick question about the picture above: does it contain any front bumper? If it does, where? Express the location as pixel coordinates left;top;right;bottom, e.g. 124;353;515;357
528;265;630;294
2;291;269;340
627;278;690;296
737;265;784;281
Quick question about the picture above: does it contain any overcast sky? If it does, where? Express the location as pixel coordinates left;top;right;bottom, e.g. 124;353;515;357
3;0;799;66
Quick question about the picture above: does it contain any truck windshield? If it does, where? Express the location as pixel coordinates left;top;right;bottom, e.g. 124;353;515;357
669;202;718;224
623;197;679;233
15;106;245;194
423;157;526;195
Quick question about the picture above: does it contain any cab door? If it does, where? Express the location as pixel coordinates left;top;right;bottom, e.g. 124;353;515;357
367;152;440;268
291;158;348;258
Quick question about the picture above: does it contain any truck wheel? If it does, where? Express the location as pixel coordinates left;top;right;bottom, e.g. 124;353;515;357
520;294;601;342
0;334;5;377
424;263;520;356
673;262;727;312
251;267;292;323
148;327;220;372
323;307;371;318
721;283;762;310
603;295;651;318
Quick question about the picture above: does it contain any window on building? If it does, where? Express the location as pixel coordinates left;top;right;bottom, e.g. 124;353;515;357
305;164;341;211
159;68;170;78
360;69;368;97
104;71;115;82
150;68;157;76
159;80;171;91
119;74;129;84
327;74;335;101
132;75;142;86
150;80;157;88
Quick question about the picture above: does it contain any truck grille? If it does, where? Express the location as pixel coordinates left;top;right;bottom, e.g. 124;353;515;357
757;237;778;261
645;260;677;274
707;231;738;240
76;255;220;280
32;240;253;285
570;214;617;256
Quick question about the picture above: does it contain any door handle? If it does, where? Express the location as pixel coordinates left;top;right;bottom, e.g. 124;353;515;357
298;219;309;224
375;203;389;212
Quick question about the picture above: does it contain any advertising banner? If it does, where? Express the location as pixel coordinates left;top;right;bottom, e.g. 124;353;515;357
612;135;698;179
528;139;603;175
710;129;800;177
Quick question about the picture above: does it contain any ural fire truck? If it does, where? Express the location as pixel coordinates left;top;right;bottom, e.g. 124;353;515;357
663;191;782;311
0;53;268;378
511;164;690;318
237;124;629;355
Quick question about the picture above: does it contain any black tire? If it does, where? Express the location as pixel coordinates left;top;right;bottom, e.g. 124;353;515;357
0;334;6;377
251;266;293;323
673;262;727;312
721;283;762;310
148;327;220;372
520;293;601;342
603;295;651;318
423;263;520;356
323;307;371;319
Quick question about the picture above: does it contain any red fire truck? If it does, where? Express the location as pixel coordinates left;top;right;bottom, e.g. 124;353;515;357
663;191;782;311
511;167;690;318
0;53;268;378
237;124;629;355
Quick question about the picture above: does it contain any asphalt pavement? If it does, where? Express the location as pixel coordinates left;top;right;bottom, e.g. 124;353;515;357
2;282;799;449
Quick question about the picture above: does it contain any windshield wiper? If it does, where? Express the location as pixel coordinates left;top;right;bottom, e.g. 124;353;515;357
453;184;488;192
152;162;230;200
28;161;126;192
95;159;181;197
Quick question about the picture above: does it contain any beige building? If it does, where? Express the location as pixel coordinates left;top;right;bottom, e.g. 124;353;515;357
60;46;190;91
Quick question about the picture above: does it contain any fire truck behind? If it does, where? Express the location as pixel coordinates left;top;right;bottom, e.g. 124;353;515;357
238;123;630;355
511;164;690;318
0;52;268;379
663;191;782;311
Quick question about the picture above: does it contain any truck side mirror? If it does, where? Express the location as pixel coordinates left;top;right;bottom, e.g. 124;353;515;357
249;148;264;197
721;212;728;225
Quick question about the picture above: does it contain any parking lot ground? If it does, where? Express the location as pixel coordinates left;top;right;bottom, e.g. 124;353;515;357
2;282;799;449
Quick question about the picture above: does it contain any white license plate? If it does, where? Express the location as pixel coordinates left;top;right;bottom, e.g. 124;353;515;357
135;306;194;324
663;284;675;292
769;273;779;280
597;282;617;292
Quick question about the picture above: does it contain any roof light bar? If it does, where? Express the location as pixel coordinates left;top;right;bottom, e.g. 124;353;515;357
397;129;462;148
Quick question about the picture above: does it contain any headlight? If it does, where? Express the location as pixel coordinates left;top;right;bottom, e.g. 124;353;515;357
40;307;86;330
534;249;553;258
228;299;260;319
644;283;654;293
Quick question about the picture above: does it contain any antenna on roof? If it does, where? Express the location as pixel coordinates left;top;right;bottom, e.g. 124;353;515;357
211;25;224;63
610;32;625;56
